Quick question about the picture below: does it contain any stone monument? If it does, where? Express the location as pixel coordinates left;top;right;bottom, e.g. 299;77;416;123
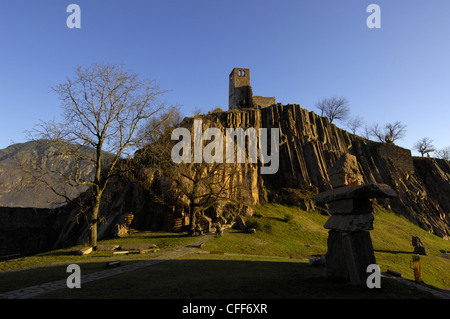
314;153;397;286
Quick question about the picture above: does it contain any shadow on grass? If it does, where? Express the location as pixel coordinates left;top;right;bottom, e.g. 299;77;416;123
34;258;438;299
374;249;414;255
141;234;191;240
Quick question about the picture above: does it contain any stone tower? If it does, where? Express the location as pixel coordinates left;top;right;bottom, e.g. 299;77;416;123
228;68;276;110
229;68;252;110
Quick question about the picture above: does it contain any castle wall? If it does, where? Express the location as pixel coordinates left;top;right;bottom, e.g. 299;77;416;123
229;68;275;110
252;96;276;109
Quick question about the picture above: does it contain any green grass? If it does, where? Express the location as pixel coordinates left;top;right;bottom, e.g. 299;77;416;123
202;204;450;290
34;255;437;299
1;204;449;298
0;231;194;273
371;206;450;289
205;204;329;259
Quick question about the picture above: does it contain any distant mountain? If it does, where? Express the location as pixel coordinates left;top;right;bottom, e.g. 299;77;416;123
0;140;97;208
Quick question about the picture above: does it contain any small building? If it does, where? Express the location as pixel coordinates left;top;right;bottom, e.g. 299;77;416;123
228;68;276;110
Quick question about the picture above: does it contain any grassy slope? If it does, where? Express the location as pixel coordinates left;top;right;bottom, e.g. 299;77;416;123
203;204;450;290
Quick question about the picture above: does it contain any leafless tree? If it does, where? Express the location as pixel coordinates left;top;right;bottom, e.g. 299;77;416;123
346;116;365;134
367;121;407;143
135;120;250;235
368;123;385;142
413;137;435;157
138;105;184;145
436;146;450;161
171;161;243;235
362;124;373;140
384;121;407;142
315;96;350;123
24;63;170;248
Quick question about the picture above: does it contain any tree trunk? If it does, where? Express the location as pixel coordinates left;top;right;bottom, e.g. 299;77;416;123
188;203;197;236
89;190;102;249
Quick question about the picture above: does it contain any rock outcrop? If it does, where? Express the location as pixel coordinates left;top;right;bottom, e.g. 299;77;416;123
59;103;450;246
2;104;449;255
159;104;449;238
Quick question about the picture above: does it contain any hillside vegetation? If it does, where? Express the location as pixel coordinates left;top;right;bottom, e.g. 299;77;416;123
203;204;450;290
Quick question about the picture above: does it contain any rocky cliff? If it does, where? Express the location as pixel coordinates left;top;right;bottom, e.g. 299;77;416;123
4;104;449;255
61;103;449;244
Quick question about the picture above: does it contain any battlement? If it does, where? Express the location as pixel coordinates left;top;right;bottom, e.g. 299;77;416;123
228;68;275;110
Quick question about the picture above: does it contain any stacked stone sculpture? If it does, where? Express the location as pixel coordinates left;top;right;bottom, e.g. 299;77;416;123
314;153;397;286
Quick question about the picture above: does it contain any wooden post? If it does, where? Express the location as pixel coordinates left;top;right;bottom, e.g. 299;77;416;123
412;255;422;282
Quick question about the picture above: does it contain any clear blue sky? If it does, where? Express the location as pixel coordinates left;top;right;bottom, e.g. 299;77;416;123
1;0;449;155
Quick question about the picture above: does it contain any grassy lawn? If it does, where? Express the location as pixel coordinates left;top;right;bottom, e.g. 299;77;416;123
0;231;194;293
0;230;194;272
33;254;437;299
1;204;449;298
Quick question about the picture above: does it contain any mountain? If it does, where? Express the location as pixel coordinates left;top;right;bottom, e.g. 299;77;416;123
0;140;96;208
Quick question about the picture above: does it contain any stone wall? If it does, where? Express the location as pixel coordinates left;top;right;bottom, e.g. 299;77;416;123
252;96;276;109
0;206;70;258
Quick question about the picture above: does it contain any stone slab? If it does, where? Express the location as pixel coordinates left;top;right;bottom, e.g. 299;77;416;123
327;198;373;215
119;243;158;251
324;230;376;286
314;183;397;204
96;244;120;251
329;172;364;188
327;153;364;188
324;213;374;232
77;247;93;256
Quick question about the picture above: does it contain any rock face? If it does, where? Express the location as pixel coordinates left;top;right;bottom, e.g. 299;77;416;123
0;141;97;208
57;104;450;247
176;105;448;238
2;104;449;254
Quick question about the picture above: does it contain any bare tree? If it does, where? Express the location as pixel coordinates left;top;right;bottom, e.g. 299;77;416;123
315;96;350;123
362;124;372;140
346;116;364;134
25;63;170;248
171;161;243;235
135;120;250;236
413;137;435;157
368;123;385;142
436;146;450;161
384;121;407;142
367;121;407;143
138;105;184;145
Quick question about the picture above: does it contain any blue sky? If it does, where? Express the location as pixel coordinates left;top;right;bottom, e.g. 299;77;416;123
1;0;449;155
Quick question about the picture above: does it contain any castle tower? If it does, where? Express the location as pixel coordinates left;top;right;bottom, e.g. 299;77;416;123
229;68;252;110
